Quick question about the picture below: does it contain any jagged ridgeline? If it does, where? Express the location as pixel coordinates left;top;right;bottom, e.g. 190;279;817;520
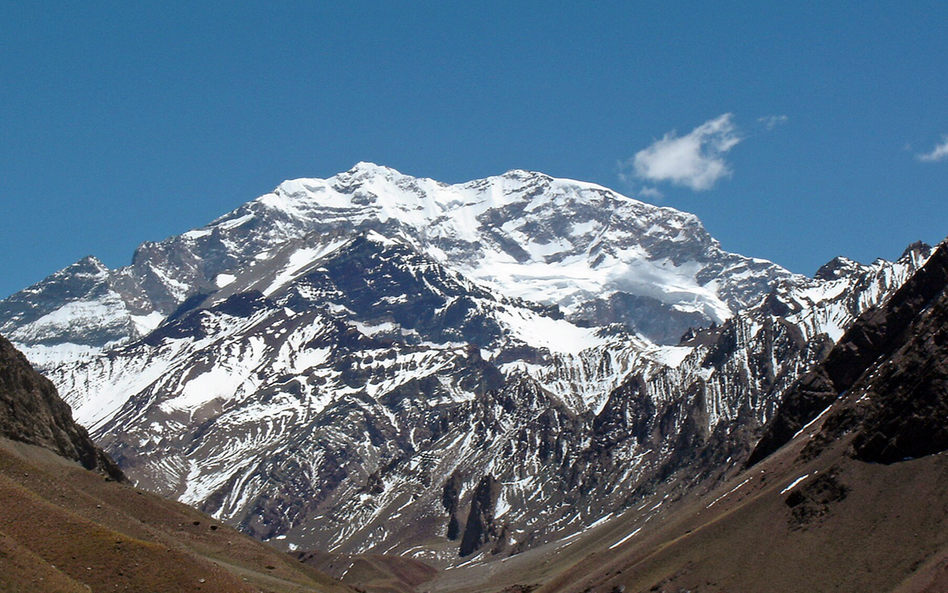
0;163;931;564
545;240;948;593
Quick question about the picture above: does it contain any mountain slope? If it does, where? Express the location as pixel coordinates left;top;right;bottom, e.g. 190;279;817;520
0;440;355;593
0;333;122;480
0;163;802;371
433;242;948;593
0;333;354;593
748;240;948;466
45;238;927;563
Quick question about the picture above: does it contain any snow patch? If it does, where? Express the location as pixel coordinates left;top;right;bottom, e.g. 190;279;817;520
495;308;603;355
131;311;165;335
609;527;642;550
264;240;347;296
780;472;814;495
215;273;237;288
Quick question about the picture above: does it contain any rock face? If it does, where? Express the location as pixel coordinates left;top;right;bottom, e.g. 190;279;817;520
441;470;463;541
531;243;948;593
0;333;123;480
459;474;501;557
784;471;850;530
839;242;948;464
0;163;932;563
749;241;948;467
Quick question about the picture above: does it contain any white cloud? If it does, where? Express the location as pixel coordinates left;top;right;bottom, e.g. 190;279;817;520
917;136;948;162
628;113;742;191
758;114;788;130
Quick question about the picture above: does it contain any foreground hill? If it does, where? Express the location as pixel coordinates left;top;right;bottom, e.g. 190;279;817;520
0;440;357;593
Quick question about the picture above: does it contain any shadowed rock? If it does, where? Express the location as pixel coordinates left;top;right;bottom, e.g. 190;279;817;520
0;333;124;480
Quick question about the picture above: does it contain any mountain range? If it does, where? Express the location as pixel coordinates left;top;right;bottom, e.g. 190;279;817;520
1;163;944;588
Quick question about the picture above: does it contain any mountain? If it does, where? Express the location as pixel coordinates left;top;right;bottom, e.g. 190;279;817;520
751;237;948;466
469;240;948;593
0;164;931;565
0;333;358;593
0;162;801;370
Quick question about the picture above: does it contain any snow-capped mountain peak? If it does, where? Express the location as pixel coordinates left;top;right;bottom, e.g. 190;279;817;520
0;163;932;563
200;164;799;334
1;164;807;369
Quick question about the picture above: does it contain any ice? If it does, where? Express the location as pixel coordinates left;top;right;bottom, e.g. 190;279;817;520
131;311;165;335
494;486;511;518
214;213;254;229
215;273;237;288
495;307;603;355
159;336;266;413
9;296;128;342
649;346;693;368
352;320;397;337
147;264;191;301
15;342;111;370
263;240;347;296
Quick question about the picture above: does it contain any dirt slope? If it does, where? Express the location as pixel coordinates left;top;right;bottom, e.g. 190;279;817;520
0;437;353;593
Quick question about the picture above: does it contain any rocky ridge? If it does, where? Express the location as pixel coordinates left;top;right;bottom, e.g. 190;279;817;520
520;242;948;593
750;240;948;466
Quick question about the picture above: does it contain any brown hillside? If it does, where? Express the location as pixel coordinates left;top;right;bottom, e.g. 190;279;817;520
0;437;353;593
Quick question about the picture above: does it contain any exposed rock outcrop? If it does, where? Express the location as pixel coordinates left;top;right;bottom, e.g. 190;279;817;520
442;470;463;541
0;333;124;480
749;241;948;467
459;474;501;557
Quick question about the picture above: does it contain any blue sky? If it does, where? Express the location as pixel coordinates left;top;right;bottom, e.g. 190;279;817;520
1;1;947;298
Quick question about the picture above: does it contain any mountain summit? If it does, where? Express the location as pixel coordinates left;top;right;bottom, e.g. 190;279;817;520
1;163;799;369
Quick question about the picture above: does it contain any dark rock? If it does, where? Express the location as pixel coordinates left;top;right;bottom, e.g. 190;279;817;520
748;242;948;467
442;470;463;541
849;266;948;463
759;289;793;317
459;474;500;557
0;333;124;480
814;256;861;281
785;471;849;530
162;291;213;325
